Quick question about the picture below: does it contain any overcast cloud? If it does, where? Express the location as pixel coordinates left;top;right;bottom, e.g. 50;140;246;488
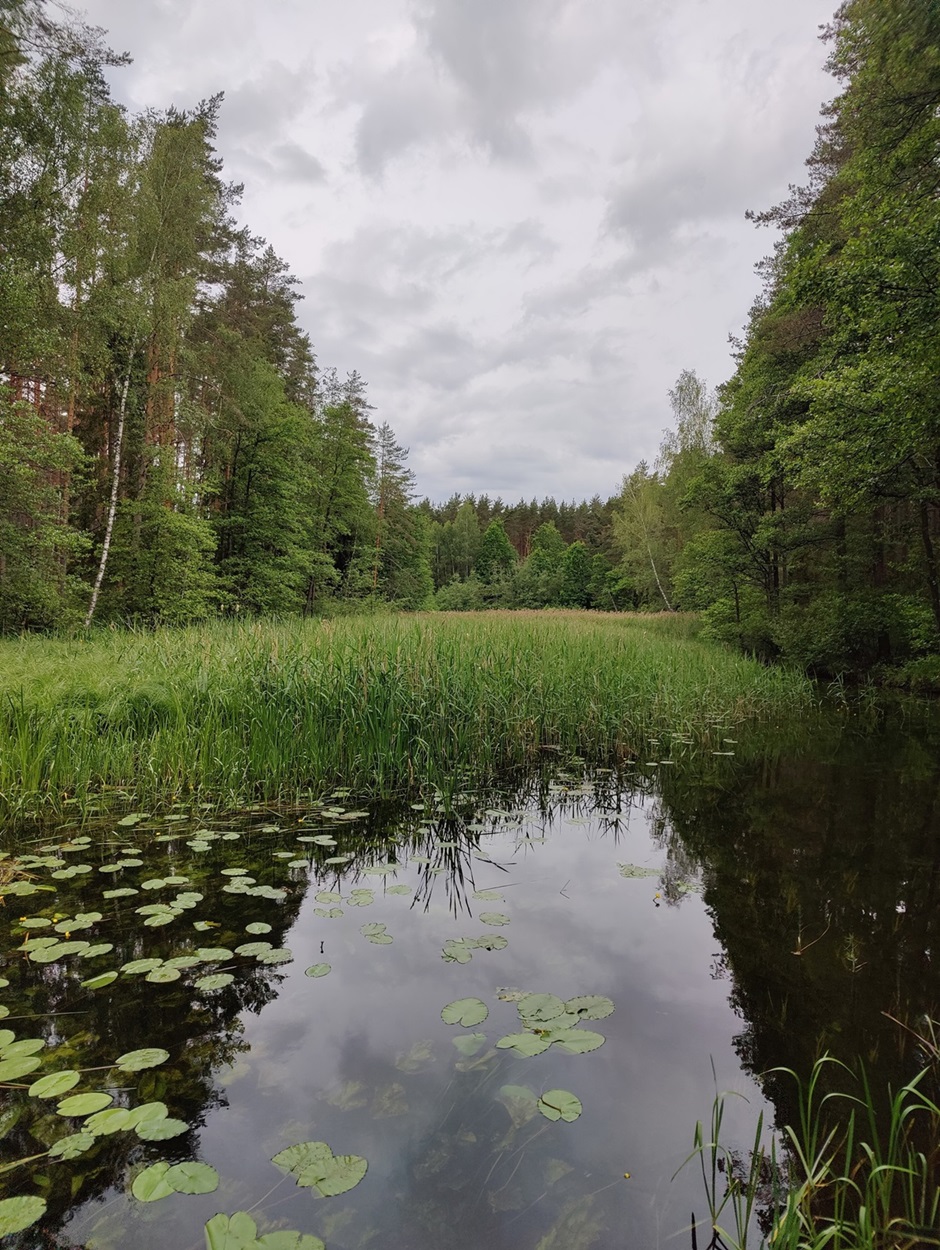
77;0;836;503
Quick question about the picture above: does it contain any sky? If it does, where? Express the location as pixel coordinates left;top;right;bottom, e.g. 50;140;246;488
75;0;837;504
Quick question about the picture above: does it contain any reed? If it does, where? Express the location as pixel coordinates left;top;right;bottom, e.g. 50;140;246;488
0;611;813;819
685;1055;940;1249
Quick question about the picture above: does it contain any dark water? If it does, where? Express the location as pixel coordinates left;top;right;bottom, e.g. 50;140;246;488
2;710;940;1250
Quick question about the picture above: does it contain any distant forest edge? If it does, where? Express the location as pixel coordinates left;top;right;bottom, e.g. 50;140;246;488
3;0;940;682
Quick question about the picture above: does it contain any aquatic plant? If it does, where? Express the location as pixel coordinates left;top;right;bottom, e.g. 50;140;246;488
0;611;813;819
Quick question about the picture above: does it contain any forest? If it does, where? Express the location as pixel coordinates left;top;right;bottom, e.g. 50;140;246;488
2;0;940;679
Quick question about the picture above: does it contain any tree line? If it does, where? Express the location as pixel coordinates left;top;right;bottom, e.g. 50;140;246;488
4;0;939;678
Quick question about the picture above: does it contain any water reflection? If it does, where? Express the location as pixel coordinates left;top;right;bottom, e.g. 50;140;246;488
1;713;939;1248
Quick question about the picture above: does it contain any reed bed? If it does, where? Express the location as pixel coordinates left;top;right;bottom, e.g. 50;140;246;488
0;611;812;819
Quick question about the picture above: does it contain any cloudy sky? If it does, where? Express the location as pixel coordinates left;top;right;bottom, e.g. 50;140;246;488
76;0;836;504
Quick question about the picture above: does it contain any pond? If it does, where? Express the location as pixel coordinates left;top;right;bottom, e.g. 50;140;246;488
2;709;940;1249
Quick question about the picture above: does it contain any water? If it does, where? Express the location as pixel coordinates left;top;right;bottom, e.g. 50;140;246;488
2;710;940;1249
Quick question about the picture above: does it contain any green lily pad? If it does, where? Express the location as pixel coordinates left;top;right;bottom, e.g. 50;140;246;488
196;947;233;962
84;1106;133;1136
473;888;504;901
126;1101;168;1127
245;922;272;934
256;948;292;964
135;1116;189;1140
0;1055;41;1081
0;1194;46;1235
204;1212;325;1250
538;1089;583;1122
386;884;413;896
452;1033;487;1057
165;1161;219;1194
194;974;234;991
552;1029;606;1055
495;1033;551;1057
1;1037;44;1058
304;964;331;978
121;958;163;975
234;942;273;957
441;940;472;963
272;1140;368;1197
29;1070;81;1099
57;1091;113;1117
565;995;614;1021
441;997;489;1027
146;966;181;983
114;1047;170;1072
518;993;566;1024
79;943;114;958
103;887;139;898
131;1161;175;1202
479;912;510;926
48;1131;95;1159
313;907;343;919
82;971;118;989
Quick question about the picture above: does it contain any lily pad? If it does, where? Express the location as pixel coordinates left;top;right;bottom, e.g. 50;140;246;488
479;912;510;926
313;907;343;919
57;1091;113;1117
538;1089;583;1122
48;1132;95;1159
146;965;182;983
84;1106;133;1136
135;1116;189;1141
387;884;413;896
115;1047;170;1072
552;1029;606;1055
82;971;118;989
165;1161;219;1194
495;1033;551;1057
196;947;233;962
256;948;293;964
204;1212;325;1250
121;958;163;975
304;964;331;978
131;1161;174;1202
245;922;272;934
518;993;566;1024
441;998;489;1027
565;995;614;1021
194;973;234;991
234;941;273;957
29;1070;81;1099
0;1195;46;1235
272;1140;368;1198
0;1055;41;1081
452;1033;487;1057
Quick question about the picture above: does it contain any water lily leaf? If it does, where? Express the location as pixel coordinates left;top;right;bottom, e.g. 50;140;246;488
249;885;287;901
147;965;181;983
196;948;233;962
144;913;177;927
103;887;138;899
452;1033;487;1057
121;958;163;975
164;955;201;970
538;1089;583;1122
471;934;508;951
257;1231;326;1250
495;1033;551;1057
473;889;504;901
0;1031;12;1049
48;1131;94;1159
256;948;292;964
234;942;272;957
552;1029;605;1055
117;813;147;826
441;998;489;1027
82;970;118;989
565;995;614;1021
84;1106;133;1136
308;835;337;846
386;884;412;896
313;907;343;919
79;943;114;958
497;1084;539;1129
221;868;251;876
115;1047;170;1072
204;1211;260;1249
479;912;510;926
136;1116;189;1140
132;1161;175;1202
395;1039;435;1073
166;1161;219;1194
345;890;374;907
193;921;216;931
1;1037;44;1058
518;993;566;1024
618;863;658;879
126;1101;168;1127
0;1055;41;1081
272;1141;368;1197
441;940;472;963
314;891;342;904
245;922;272;934
19;917;51;928
304;964;331;978
57;1091;113;1117
0;1194;46;1235
29;1070;80;1099
195;974;234;991
363;864;396;875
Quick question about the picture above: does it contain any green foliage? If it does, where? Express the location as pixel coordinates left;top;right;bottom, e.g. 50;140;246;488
475;518;517;584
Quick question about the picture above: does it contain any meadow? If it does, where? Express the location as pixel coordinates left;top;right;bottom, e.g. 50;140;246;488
0;610;812;819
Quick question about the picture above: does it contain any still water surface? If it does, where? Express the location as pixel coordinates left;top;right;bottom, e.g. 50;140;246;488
2;711;939;1249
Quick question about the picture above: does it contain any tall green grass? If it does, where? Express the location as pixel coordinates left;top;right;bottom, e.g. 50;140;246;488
0;611;812;819
685;1056;940;1249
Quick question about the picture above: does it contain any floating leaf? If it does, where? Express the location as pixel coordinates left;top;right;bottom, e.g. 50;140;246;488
256;948;293;965
360;923;391;944
121;958;163;975
441;940;472;964
1;1038;44;1058
136;1116;189;1141
103;887;138;899
565;995;614;1021
313;907;343;919
552;1029;605;1055
115;1047;170;1073
272;1141;368;1197
79;943;114;958
452;1033;487;1057
495;1033;551;1057
234;942;272;958
196;948;233;962
471;934;508;951
117;813;147;826
386;884;413;896
245;922;272;934
0;1195;46;1235
164;955;201;970
441;998;489;1027
131;1161;175;1202
84;1107;133;1136
0;1056;41;1081
165;1161;219;1194
304;964;331;978
126;1101;168;1127
473;889;504;901
538;1089;583;1122
29;1070;80;1099
479;912;510;926
194;974;234;991
146;966;181;983
618;863;658;879
395;1039;435;1073
497;1084;539;1129
48;1132;94;1159
57;1092;113;1117
205;1212;326;1250
82;970;118;989
518;993;566;1024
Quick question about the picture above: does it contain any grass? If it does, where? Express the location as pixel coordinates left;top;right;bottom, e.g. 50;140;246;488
685;1055;940;1249
0;610;813;820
